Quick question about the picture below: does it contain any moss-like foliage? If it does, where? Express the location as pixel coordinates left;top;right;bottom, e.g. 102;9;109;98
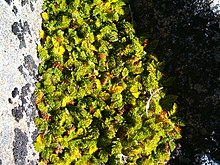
35;0;182;164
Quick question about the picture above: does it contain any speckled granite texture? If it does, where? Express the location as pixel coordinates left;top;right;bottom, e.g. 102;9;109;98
0;0;43;164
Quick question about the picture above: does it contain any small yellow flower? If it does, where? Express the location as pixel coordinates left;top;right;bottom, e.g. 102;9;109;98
131;92;140;98
36;133;44;145
53;45;66;56
59;45;66;55
42;12;49;21
39;30;45;39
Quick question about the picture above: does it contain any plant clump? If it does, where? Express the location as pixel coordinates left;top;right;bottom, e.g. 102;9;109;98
35;0;182;164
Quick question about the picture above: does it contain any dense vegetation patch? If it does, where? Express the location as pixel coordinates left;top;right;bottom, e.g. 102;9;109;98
34;0;182;164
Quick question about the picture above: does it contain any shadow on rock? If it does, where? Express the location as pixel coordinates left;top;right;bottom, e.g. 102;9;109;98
130;0;220;164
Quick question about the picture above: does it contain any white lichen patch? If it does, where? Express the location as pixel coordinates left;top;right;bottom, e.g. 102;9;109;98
210;0;220;13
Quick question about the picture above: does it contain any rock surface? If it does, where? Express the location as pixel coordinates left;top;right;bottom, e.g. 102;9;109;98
0;0;43;164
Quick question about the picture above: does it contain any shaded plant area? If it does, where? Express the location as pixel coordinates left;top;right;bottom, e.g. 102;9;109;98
130;0;220;164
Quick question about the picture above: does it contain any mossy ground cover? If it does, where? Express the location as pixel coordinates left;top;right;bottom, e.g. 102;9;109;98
34;0;182;164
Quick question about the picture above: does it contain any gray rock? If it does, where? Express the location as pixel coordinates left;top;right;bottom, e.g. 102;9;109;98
0;0;43;164
195;153;220;165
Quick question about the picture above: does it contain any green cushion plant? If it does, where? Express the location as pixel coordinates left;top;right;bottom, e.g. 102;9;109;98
35;0;182;164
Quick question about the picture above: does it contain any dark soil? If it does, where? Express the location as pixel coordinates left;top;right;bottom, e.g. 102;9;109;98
130;0;220;164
